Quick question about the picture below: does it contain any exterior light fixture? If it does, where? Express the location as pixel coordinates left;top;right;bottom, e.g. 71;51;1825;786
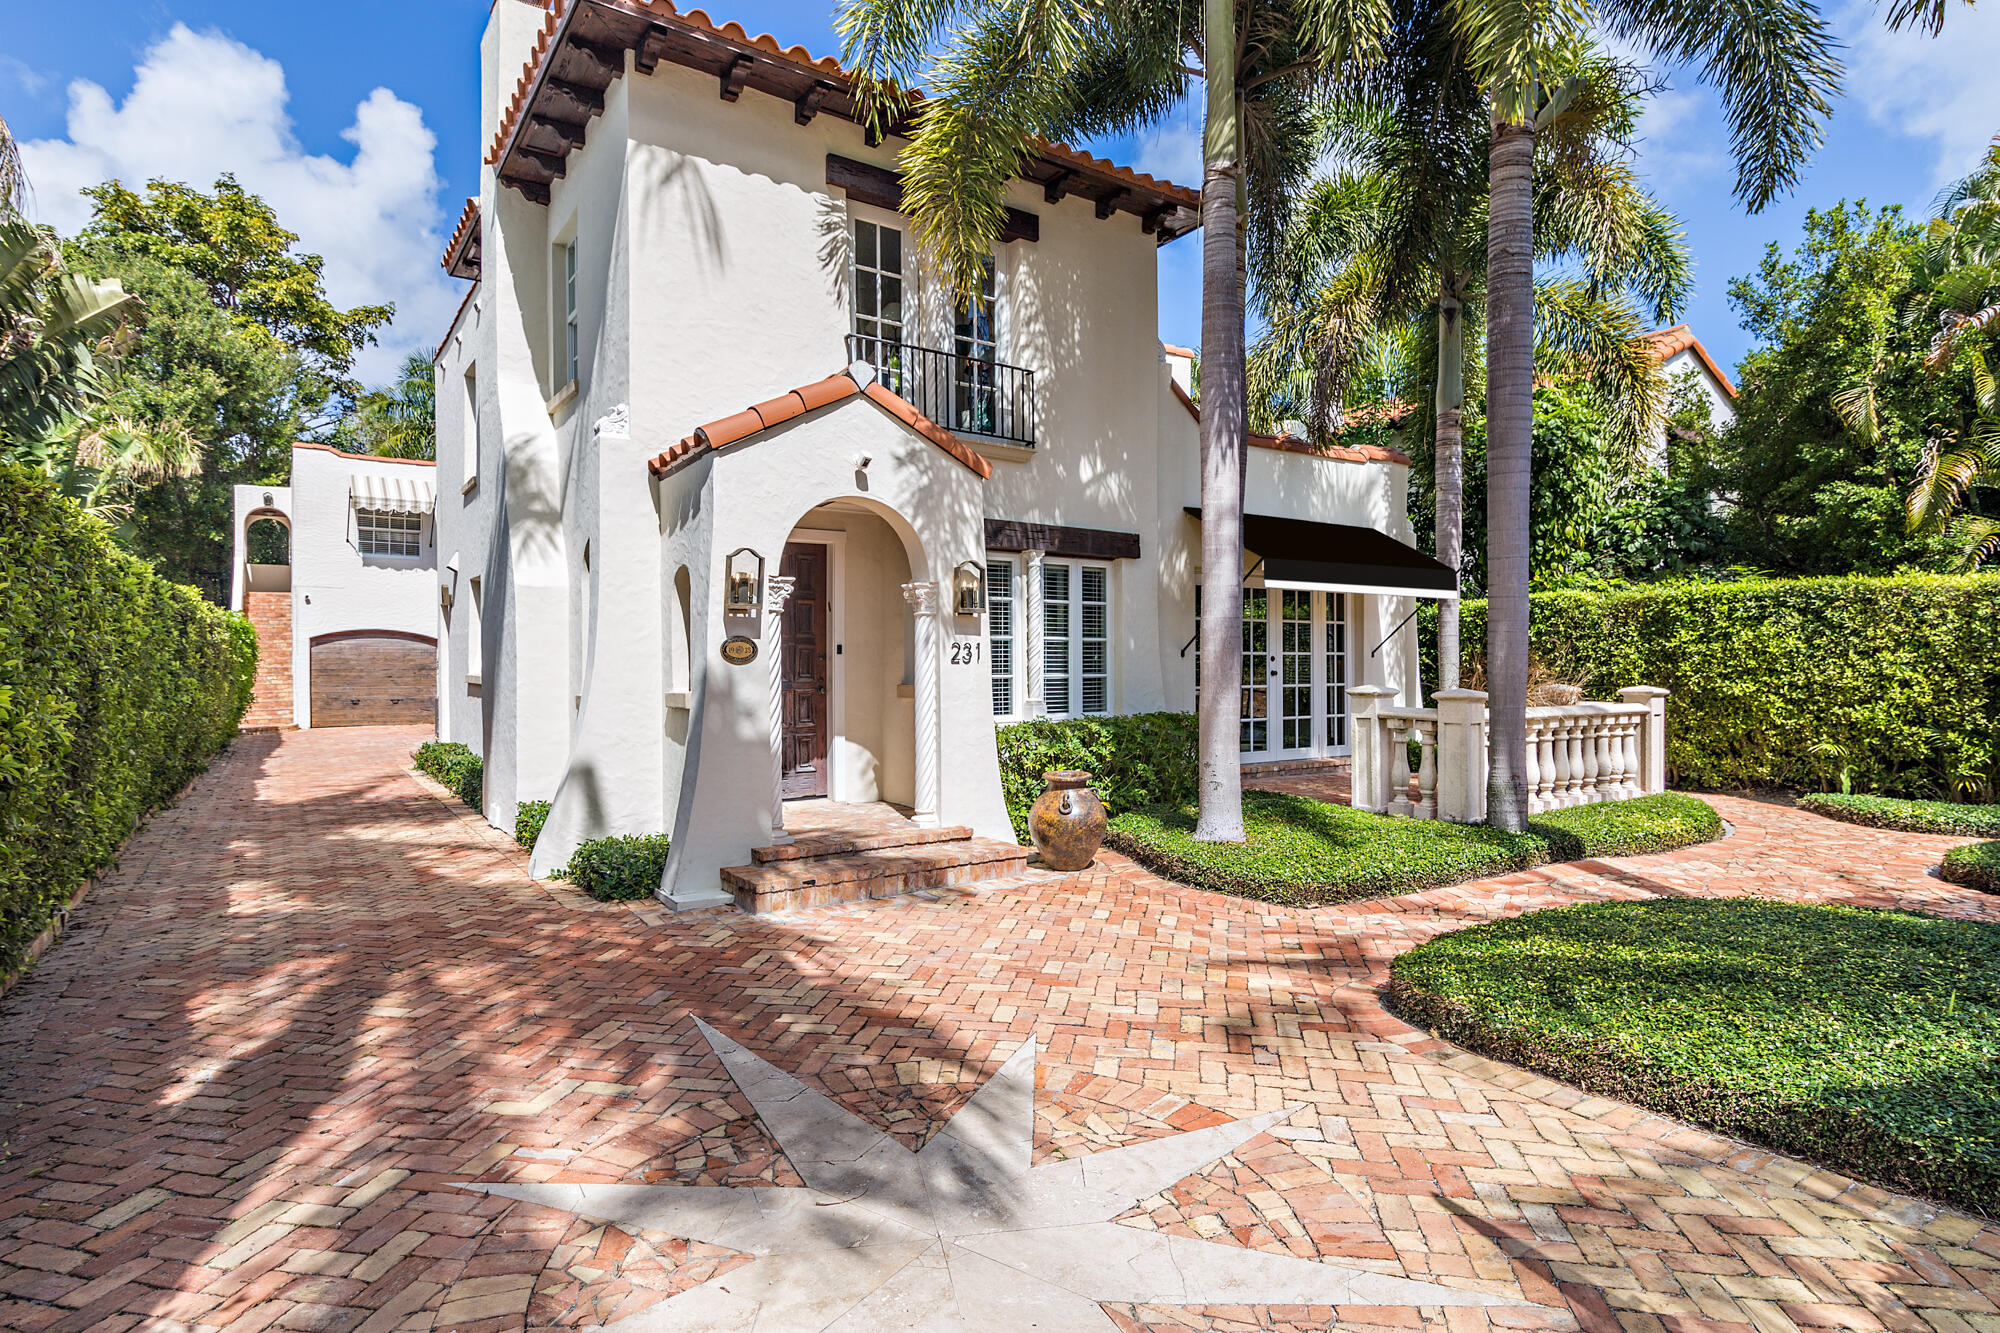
725;547;766;615
953;560;987;616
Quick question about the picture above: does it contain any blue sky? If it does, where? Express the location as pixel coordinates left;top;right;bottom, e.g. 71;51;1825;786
7;0;1997;387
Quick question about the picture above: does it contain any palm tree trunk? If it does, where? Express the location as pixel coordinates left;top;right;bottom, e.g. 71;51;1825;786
1434;285;1465;691
1484;122;1535;832
1193;0;1246;842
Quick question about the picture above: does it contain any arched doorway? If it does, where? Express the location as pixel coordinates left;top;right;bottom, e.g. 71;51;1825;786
309;630;437;727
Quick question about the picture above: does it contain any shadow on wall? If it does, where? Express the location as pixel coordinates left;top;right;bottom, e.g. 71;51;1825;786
634;147;726;272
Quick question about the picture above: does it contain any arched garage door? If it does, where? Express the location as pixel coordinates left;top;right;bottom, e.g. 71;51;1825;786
309;631;436;727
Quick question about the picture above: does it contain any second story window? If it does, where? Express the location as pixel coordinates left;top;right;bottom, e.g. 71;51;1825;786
852;220;904;379
561;239;580;387
357;509;422;558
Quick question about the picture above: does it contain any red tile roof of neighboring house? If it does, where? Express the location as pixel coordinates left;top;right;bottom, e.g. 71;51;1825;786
1169;381;1413;466
649;368;993;479
1643;324;1737;398
488;1;1197;231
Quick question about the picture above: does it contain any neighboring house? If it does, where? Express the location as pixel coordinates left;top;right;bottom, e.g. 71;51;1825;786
432;0;1454;909
1643;324;1737;467
231;443;439;731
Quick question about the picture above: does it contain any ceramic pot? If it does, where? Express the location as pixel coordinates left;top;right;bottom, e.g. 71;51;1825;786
1029;770;1107;871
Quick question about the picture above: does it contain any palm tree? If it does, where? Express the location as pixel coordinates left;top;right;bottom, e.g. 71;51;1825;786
839;0;1390;841
348;350;438;460
1254;37;1691;690
1447;2;1856;830
1901;138;2000;565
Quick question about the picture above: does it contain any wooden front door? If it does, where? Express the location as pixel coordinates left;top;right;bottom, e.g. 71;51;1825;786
779;542;830;798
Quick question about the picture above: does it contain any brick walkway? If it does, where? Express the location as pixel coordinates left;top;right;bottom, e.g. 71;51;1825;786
1;727;1995;1333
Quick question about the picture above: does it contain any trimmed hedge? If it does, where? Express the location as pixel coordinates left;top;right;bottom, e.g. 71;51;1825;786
1387;899;2000;1215
995;712;1195;841
413;740;483;810
1942;842;2000;895
564;834;671;901
0;465;256;976
1452;575;2000;799
515;800;551;851
1105;791;1721;906
1797;793;2000;838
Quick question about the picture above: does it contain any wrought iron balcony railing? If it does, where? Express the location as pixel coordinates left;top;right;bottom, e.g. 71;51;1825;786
844;334;1037;448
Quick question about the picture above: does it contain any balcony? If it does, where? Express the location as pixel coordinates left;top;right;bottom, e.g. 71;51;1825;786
845;334;1037;448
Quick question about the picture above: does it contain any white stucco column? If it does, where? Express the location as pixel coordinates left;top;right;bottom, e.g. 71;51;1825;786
764;575;797;844
1023;549;1046;717
902;580;942;826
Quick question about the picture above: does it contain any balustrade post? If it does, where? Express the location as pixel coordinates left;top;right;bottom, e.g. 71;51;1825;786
1619;686;1671;795
1537;723;1561;814
1387;718;1415;817
1432;688;1489;824
1414;722;1439;819
1582;714;1605;804
1347;686;1395;814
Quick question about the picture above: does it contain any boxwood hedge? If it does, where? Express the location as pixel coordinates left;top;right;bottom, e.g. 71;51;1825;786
413;740;483;810
1450;575;2000;799
1387;899;2000;1214
1;464;257;977
1797;793;2000;838
514;799;552;851
995;712;1195;841
564;833;671;901
1942;842;2000;895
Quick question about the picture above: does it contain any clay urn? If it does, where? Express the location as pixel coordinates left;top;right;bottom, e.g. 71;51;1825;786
1029;770;1107;871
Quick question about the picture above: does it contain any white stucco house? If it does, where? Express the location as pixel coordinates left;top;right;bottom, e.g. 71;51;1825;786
1643;324;1737;467
431;0;1454;912
230;443;439;730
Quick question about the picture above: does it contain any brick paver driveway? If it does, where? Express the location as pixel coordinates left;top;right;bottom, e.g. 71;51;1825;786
2;727;1996;1333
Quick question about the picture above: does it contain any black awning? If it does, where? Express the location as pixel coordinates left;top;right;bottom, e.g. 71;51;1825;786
1183;507;1457;597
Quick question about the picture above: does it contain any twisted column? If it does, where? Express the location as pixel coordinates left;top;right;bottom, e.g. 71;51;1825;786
765;575;796;843
902;580;942;826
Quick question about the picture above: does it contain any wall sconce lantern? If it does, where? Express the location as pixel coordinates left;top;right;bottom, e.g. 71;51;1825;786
953;560;987;616
725;547;765;615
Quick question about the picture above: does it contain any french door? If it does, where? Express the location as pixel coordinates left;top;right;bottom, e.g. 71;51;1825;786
1240;589;1350;761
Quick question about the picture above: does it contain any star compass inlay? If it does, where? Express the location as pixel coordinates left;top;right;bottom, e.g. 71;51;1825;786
460;1018;1545;1331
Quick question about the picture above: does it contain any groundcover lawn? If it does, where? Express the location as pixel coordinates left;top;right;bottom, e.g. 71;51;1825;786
1388;898;2000;1215
1798;793;2000;838
1104;790;1721;906
1943;841;2000;894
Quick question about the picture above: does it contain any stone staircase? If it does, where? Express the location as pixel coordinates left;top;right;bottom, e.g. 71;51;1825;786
720;804;1029;913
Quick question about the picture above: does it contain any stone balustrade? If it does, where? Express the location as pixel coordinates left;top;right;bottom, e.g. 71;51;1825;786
1350;685;1669;823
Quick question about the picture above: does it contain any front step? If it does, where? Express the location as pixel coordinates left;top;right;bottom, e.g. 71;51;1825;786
722;836;1029;913
752;824;974;863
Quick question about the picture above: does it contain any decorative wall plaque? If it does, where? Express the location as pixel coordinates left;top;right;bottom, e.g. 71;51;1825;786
720;635;758;665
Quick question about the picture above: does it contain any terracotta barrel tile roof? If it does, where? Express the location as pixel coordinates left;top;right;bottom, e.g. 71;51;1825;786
488;0;1197;225
649;368;992;480
1642;323;1738;398
441;197;482;277
1168;381;1412;466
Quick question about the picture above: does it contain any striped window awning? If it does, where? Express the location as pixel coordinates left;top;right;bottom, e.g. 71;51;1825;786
349;472;436;515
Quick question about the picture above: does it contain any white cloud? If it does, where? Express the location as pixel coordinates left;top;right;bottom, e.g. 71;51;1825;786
19;24;457;385
1132;118;1204;191
1838;0;2000;188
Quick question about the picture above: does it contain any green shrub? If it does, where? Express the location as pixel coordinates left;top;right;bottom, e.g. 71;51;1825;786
1797;793;2000;837
515;800;551;851
1451;575;2000;799
564;833;671;901
0;465;256;976
412;740;483;811
1106;791;1720;906
1942;841;2000;894
1387;899;2000;1214
995;712;1195;841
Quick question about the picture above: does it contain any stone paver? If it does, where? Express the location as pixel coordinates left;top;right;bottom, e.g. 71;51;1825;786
1;726;1995;1333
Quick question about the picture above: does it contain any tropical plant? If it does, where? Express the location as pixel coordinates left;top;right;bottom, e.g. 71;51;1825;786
336;350;438;460
838;0;1391;843
0;111;23;216
1;215;140;449
1253;34;1691;680
1900;138;2000;566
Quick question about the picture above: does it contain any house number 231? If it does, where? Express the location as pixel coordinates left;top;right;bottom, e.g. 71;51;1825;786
948;640;983;666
